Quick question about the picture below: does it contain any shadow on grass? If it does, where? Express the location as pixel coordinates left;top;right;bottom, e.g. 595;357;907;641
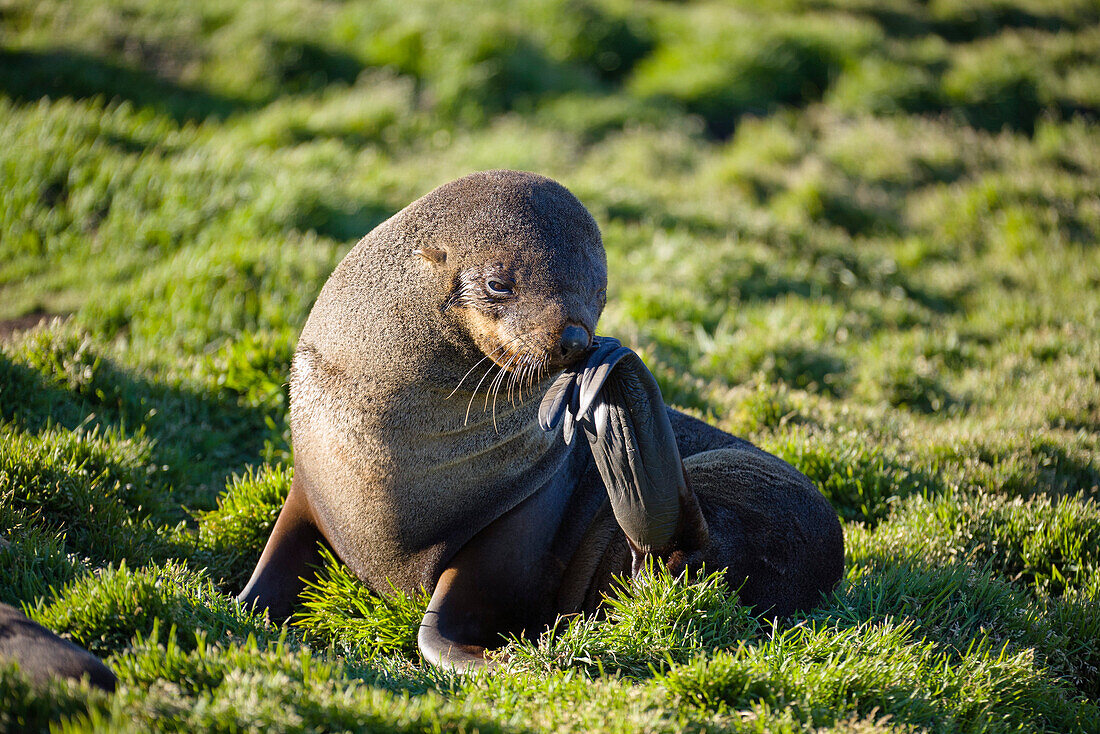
782;442;946;525
267;39;363;93
0;348;282;511
602;200;731;238
0;48;256;122
999;440;1100;500
294;200;395;243
854;6;1089;42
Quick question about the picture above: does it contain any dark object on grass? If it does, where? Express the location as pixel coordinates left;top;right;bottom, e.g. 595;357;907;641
0;603;117;691
237;170;843;670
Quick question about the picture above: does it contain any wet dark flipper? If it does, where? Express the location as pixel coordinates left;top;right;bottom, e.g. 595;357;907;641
417;486;568;671
238;475;328;621
540;338;708;571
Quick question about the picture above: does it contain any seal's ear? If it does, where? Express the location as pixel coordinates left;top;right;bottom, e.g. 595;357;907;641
414;247;447;266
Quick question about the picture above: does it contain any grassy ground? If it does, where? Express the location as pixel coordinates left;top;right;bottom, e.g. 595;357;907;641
2;0;1099;731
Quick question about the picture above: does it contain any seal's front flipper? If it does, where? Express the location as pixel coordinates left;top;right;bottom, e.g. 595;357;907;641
238;475;327;621
418;566;494;672
540;337;708;572
418;483;573;671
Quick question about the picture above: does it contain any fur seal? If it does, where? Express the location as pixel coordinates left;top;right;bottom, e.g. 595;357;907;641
0;602;117;691
238;170;844;669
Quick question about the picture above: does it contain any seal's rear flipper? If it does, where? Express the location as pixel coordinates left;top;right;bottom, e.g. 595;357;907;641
238;476;327;621
418;567;494;672
540;337;709;571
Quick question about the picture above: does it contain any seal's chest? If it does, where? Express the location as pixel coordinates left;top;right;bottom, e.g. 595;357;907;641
373;425;571;541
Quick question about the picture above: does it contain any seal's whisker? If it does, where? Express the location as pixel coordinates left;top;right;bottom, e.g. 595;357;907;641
529;358;542;392
459;332;552;425
506;364;517;407
498;333;541;405
528;357;542;395
465;358;504;425
508;358;529;407
514;360;528;403
516;359;528;402
462;335;527;424
490;351;521;430
490;366;504;427
486;362;502;411
517;359;533;403
533;357;547;394
484;345;518;412
464;373;488;424
448;349;497;399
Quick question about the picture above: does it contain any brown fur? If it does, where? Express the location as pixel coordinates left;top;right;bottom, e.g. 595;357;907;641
239;170;843;661
284;171;607;597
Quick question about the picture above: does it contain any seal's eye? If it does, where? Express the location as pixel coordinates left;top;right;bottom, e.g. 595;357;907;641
486;279;514;297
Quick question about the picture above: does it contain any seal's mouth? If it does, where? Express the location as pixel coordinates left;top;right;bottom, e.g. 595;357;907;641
483;326;592;373
447;317;598;429
487;338;552;376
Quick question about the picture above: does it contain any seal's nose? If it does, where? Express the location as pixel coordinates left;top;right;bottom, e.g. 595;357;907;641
560;325;591;361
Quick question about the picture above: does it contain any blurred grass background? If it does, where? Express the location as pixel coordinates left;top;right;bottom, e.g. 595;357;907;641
1;0;1099;731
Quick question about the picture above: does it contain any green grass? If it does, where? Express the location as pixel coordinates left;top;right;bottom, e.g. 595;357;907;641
2;0;1099;731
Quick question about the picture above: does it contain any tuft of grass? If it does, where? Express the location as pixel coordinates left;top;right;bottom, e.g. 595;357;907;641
110;623;425;697
883;493;1100;596
63;629;495;733
722;379;810;436
843;531;1100;698
661;620;1093;732
1;326;287;507
194;465;292;589
0;421;174;571
29;560;276;657
293;546;430;660
0;524;86;607
763;428;940;523
0;660;110;734
504;563;757;677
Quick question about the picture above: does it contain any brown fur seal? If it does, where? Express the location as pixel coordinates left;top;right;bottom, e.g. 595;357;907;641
238;170;844;669
0;602;117;691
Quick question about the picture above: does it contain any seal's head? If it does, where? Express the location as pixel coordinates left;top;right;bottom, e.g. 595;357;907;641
406;170;607;380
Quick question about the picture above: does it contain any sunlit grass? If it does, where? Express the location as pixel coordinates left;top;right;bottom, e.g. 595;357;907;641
2;0;1099;730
